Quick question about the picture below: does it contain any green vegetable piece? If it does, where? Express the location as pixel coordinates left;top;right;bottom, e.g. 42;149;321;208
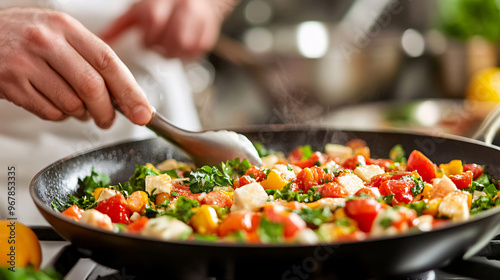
389;144;406;163
379;217;393;229
294;207;332;226
189;165;232;194
159;196;200;223
127;165;158;192
78;167;110;196
258;217;284;243
299;145;314;160
221;158;251;179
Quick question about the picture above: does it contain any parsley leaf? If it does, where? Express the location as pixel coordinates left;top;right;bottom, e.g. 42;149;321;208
266;184;322;203
221;158;251;179
158;196;200;223
122;165;158;194
78;167;110;196
189;166;232;194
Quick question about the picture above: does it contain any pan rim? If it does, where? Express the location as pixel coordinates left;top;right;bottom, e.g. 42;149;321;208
29;126;500;249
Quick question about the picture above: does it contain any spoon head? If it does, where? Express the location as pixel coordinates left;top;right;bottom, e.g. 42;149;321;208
187;130;262;168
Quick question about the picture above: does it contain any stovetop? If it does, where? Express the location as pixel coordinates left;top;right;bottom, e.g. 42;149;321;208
34;227;500;280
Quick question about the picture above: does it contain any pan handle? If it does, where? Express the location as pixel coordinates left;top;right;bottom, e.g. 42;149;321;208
472;103;500;145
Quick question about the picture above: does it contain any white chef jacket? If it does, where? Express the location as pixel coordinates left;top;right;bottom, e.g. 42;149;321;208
0;0;202;226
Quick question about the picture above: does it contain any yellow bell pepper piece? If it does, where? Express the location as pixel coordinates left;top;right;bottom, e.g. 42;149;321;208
423;198;442;216
145;163;161;174
439;160;463;177
127;191;149;213
92;187;105;200
260;170;289;190
306;201;321;209
190;205;219;235
218;190;233;200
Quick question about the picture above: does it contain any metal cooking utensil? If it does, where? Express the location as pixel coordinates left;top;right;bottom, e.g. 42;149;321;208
145;107;262;167
473;103;500;145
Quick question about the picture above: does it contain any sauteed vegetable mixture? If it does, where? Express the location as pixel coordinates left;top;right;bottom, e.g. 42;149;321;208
53;140;500;244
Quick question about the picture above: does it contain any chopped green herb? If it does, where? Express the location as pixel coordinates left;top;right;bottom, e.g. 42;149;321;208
299;145;314;160
379;217;393;229
189;165;232;194
158;196;200;223
389;144;406;163
294;207;332;226
78;167;110;196
161;169;180;178
258;217;284;243
221;158;251;179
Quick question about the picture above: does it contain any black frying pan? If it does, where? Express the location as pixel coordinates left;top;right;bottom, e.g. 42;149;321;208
30;127;500;279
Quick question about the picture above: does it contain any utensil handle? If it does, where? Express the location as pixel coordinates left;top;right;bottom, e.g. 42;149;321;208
472;103;500;145
146;107;194;147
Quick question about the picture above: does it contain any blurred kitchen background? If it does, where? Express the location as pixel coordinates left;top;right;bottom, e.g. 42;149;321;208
184;0;500;137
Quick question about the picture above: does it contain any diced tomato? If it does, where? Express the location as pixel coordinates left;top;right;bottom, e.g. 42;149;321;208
295;167;334;192
172;185;192;197
127;191;149;214
390;171;414;181
355;187;379;198
288;147;304;162
291;152;325;169
342;155;366;170
126;217;149;234
245;166;267;182
366;158;394;171
344;198;383;232
200;191;233;207
185;193;203;201
217;212;261;237
406;150;437;183
378;179;414;205
282;201;306;210
61;205;84;221
95;194;130;224
367;173;391;189
263;205;306;238
449;171;474;189
316;182;348;198
463;164;483;180
234;175;256;189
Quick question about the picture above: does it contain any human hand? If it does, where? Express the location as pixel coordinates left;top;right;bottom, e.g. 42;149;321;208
0;7;152;128
101;0;235;60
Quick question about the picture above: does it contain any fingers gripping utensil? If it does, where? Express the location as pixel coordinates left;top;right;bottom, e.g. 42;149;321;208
145;107;262;167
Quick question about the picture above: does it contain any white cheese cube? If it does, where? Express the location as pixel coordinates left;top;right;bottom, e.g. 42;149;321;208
145;174;173;196
430;176;457;199
80;209;114;231
141;216;192;240
438;191;470;222
231;182;268;212
130;212;141;222
273;164;296;181
325;144;353;163
261;154;279;169
294;228;319;245
354;165;385;182
96;188;118;203
317;198;346;210
337;174;365;195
